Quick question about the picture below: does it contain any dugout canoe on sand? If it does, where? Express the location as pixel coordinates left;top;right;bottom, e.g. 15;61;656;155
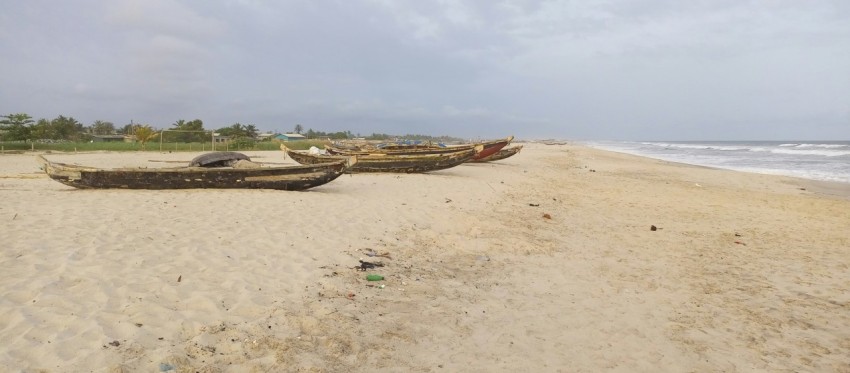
325;136;513;160
470;145;523;163
282;144;479;173
39;152;354;190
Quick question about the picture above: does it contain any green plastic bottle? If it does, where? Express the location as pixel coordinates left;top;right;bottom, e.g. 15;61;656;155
366;274;384;281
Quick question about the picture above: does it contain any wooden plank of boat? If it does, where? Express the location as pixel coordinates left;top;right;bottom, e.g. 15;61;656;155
282;144;479;173
470;145;523;163
39;154;353;191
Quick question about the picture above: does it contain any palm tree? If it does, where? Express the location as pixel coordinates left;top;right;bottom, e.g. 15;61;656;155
245;124;258;138
90;120;115;135
134;125;159;149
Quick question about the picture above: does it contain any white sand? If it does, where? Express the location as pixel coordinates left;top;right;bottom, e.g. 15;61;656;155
1;144;848;372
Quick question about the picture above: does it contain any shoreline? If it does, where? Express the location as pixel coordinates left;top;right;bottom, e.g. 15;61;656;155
578;140;850;187
568;144;850;200
2;143;849;371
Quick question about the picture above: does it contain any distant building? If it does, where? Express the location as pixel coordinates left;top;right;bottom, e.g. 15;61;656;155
275;133;307;141
257;133;276;141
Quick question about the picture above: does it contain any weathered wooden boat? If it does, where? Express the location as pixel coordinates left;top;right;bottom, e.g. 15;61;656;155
282;144;478;173
325;143;461;155
470;145;523;163
39;153;353;190
326;136;513;160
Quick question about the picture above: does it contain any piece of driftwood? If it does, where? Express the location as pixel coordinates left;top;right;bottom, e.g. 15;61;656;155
282;145;477;173
470;145;523;163
40;154;353;190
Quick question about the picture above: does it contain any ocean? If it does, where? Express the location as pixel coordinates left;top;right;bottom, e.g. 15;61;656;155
584;141;850;184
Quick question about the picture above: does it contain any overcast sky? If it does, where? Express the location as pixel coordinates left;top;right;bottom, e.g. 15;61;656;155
1;1;848;140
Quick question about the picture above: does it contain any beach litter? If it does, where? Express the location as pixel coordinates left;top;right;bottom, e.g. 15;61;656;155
363;249;392;259
358;260;384;271
366;274;384;281
543;213;552;219
529;203;539;207
651;225;657;231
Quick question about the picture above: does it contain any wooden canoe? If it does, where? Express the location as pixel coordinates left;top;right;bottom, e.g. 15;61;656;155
282;144;478;173
326;136;513;160
469;136;512;160
40;154;352;190
470;145;523;163
325;144;464;156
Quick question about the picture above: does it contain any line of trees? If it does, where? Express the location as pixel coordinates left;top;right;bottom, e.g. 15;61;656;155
216;122;258;138
303;128;353;140
294;125;459;142
168;119;206;142
0;113;88;141
299;127;460;143
0;113;144;142
1;112;462;144
0;113;262;144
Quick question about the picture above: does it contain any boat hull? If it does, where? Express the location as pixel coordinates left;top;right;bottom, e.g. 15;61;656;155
284;146;475;173
471;138;510;160
41;157;350;191
470;145;523;162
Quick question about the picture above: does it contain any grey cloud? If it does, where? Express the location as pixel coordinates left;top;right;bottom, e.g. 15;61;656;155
1;1;847;140
105;0;226;39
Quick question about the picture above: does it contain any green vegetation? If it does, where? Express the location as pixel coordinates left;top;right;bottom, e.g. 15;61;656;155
90;120;116;135
300;128;462;143
170;119;207;142
133;125;159;149
365;133;462;143
0;114;85;142
0;139;330;152
1;111;463;152
0;113;35;140
216;123;259;149
303;129;353;140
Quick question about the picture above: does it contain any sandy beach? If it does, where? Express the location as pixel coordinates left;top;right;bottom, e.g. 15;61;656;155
1;143;848;372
